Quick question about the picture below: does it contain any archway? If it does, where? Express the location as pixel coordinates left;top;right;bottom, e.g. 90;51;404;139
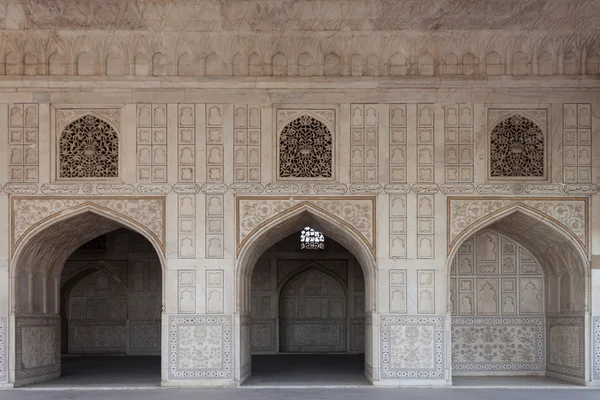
10;207;165;387
447;207;589;385
236;206;377;386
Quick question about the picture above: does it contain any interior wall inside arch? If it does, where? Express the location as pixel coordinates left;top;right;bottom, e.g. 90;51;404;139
248;231;365;355
449;212;588;379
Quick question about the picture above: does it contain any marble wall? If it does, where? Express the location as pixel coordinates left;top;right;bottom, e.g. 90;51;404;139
249;235;365;354
62;229;162;355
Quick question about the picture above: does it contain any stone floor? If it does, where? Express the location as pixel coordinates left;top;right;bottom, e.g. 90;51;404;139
19;354;588;390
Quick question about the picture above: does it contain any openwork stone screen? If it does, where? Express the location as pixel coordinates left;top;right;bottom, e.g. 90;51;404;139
279;115;332;178
60;115;119;178
300;227;325;250
490;114;544;178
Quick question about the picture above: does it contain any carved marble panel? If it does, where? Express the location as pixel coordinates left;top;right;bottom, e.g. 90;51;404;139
452;317;545;372
389;270;407;313
15;316;60;382
237;196;375;255
250;320;276;352
350;104;378;182
234;105;261;182
178;104;196;183
389;195;407;259
563;104;592;183
546;316;585;379
137;104;167;183
206;104;225;182
380;315;444;379
444;103;473;182
69;321;127;353
389;104;407;183
8;104;38;183
178;195;196;258
129;320;161;354
168;315;232;379
417;270;435;314
0;316;5;382
417;104;435;183
178;270;196;314
11;196;165;252
594;316;600;380
448;197;588;252
206;195;224;259
417;195;435;259
206;270;224;314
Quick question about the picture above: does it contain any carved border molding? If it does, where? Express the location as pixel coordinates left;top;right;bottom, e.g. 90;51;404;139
0;316;5;382
447;196;588;253
11;196;166;254
236;196;376;256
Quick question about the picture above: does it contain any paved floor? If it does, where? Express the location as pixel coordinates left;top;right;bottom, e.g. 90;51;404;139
5;388;600;400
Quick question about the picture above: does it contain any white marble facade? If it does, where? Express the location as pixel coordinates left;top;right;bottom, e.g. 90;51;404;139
0;0;599;389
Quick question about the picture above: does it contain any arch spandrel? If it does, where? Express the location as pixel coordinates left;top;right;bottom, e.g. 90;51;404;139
447;196;588;256
236;196;376;257
11;196;166;256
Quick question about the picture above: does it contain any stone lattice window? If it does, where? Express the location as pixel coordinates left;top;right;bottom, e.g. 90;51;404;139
60;115;119;178
279;115;332;178
490;114;544;178
300;227;325;250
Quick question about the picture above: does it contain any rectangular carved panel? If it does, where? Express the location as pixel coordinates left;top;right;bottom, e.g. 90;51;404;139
234;105;261;182
563;103;592;183
8;104;38;182
444;103;473;182
350;104;378;182
389;104;407;183
136;104;167;183
178;104;196;182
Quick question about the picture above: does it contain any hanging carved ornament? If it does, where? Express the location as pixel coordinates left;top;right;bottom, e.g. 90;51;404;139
60;115;119;178
279;115;332;178
300;226;325;250
490;114;544;178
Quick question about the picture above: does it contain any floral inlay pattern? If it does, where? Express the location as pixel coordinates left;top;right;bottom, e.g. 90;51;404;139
448;197;587;250
490;115;544;178
452;317;544;371
279;115;332;178
12;197;165;250
237;197;374;252
60;115;119;178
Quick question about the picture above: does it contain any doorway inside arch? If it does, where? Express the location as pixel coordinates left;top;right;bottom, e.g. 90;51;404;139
15;223;162;388
449;212;586;386
243;227;369;386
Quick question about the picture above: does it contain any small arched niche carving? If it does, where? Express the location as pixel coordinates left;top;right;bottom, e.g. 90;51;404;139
489;114;544;178
59;115;119;179
279;115;332;179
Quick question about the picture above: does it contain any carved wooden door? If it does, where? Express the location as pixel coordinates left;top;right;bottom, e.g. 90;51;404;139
280;269;346;352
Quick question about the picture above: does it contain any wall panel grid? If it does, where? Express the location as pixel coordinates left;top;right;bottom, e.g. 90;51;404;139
350;104;379;182
450;230;544;317
417;195;434;259
8;104;39;182
444;103;474;182
177;104;196;183
206;195;224;258
206;104;225;182
389;270;407;313
416;104;435;183
389;195;407;259
136;103;167;182
206;270;224;314
234;105;261;182
178;270;196;314
389;104;407;183
178;195;196;258
563;103;592;183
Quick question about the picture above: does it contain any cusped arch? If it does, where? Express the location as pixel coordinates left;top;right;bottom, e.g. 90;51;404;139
236;203;376;314
58;113;119;179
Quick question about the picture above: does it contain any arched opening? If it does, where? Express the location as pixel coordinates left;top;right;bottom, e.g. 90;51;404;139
448;208;588;385
11;209;164;388
236;207;376;386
